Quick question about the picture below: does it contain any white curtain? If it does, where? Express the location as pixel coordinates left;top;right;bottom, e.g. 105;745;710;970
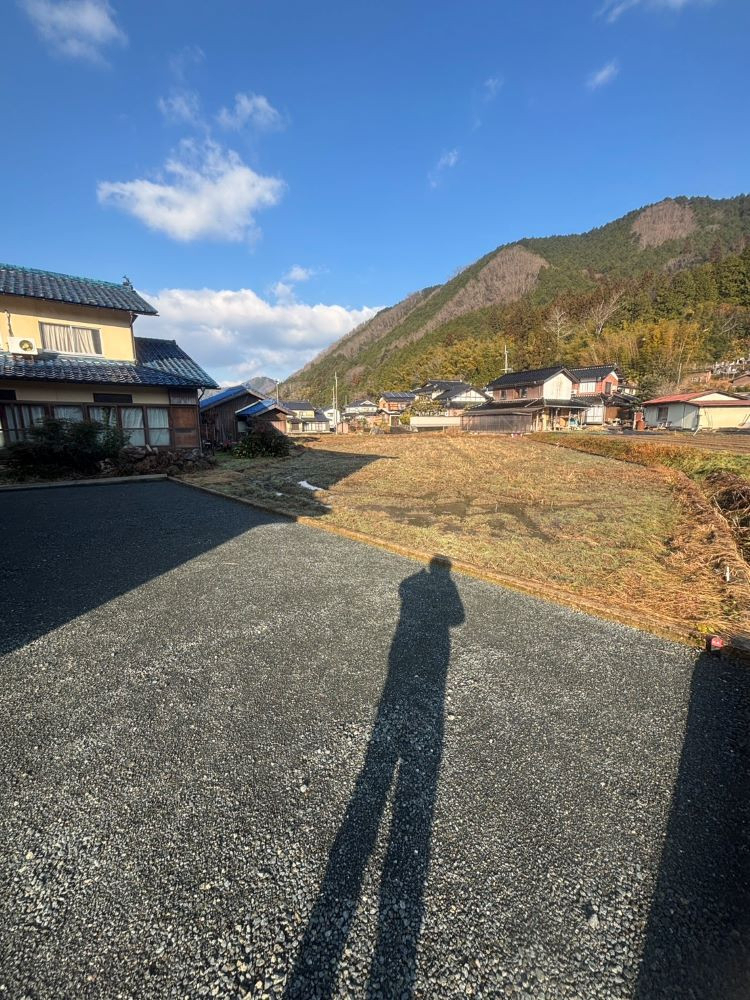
89;406;114;426
40;323;100;355
52;405;84;422
121;407;145;446
146;407;170;446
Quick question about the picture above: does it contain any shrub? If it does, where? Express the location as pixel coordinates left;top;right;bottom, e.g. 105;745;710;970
4;417;128;478
233;421;291;458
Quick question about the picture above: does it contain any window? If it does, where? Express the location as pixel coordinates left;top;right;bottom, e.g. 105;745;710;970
89;405;115;426
519;387;528;398
52;405;84;422
121;407;145;446
0;404;45;444
146;407;170;446
579;381;595;393
169;389;197;405
604;382;613;396
40;322;102;355
657;406;669;423
499;390;507;399
93;392;133;404
0;389;17;401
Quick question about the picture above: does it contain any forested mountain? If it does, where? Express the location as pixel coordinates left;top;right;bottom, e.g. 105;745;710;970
281;195;750;404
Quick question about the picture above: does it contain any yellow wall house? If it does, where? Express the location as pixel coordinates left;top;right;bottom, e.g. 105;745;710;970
0;263;217;450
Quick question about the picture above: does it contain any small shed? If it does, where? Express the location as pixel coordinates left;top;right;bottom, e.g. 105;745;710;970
236;398;292;434
461;407;534;434
643;391;750;431
200;385;265;445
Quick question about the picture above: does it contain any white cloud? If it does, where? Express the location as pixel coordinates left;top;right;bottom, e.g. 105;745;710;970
270;281;296;303
587;60;620;89
157;90;201;125
97;139;284;242
169;44;204;81
217;92;284;131
483;76;503;100
428;149;460;189
20;0;126;63
141;286;380;383
283;265;317;283
598;0;715;21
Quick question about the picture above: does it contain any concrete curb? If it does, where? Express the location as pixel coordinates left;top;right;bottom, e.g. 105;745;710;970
0;474;168;493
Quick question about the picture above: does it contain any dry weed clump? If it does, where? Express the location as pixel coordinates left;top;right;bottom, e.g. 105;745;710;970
704;471;750;561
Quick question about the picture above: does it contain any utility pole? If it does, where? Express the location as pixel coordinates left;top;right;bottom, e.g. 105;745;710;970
503;342;510;374
333;371;339;433
275;380;280;404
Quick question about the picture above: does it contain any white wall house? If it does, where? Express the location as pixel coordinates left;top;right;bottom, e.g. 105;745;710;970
644;391;750;430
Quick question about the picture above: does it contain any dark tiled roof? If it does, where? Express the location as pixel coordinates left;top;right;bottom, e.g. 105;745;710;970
134;338;217;387
0;263;157;315
282;399;316;412
380;391;416;401
469;397;588;411
433;385;487;402
348;398;378;407
486;366;573;390
0;337;217;389
413;380;470;394
568;364;620;380
200;384;260;409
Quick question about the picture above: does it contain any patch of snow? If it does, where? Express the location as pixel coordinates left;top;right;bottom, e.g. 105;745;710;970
298;480;322;491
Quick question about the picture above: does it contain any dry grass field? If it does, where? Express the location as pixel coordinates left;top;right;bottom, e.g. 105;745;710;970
181;434;750;640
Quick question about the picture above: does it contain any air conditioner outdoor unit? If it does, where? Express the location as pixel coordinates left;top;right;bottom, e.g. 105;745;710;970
8;336;38;356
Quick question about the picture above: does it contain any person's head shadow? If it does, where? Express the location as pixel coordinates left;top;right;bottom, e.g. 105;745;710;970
284;557;464;999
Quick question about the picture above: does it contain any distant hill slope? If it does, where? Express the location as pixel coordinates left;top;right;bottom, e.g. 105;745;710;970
282;195;750;403
245;376;277;397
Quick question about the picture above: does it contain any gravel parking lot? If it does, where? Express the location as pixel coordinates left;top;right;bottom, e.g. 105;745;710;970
1;480;748;999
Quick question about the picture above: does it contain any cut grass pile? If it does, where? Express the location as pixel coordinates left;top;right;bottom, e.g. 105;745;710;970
181;435;749;640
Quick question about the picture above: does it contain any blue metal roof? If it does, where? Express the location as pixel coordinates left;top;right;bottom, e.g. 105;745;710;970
236;398;292;418
199;384;257;409
0;337;217;389
0;262;157;315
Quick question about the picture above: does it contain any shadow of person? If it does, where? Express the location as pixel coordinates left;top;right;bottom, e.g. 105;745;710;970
635;651;750;999
284;557;465;999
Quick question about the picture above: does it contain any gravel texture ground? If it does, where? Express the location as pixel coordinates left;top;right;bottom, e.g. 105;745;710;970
1;480;748;1000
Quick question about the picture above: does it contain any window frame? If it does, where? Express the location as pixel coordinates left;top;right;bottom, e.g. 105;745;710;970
39;321;103;356
0;399;181;450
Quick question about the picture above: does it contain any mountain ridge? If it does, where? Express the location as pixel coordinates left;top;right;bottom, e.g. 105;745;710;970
282;194;750;403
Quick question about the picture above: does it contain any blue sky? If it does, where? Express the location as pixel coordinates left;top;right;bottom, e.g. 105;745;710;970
2;0;748;384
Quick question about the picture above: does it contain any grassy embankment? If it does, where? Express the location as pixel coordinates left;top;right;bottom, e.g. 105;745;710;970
535;433;750;568
180;434;750;641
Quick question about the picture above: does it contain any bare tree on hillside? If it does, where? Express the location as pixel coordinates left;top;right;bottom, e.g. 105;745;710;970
587;288;625;339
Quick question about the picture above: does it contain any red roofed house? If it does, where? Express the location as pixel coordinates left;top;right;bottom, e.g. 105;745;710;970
643;390;750;431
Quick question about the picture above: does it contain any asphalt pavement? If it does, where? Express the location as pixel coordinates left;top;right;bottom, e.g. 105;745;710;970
1;479;748;1000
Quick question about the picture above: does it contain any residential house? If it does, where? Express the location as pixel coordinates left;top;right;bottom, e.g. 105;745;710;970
0;263;216;450
236;398;292;434
283;400;330;433
200;384;266;446
643;391;750;431
322;406;340;428
378;391;416;426
412;380;489;411
344;397;379;417
568;364;637;425
483;365;588;430
731;371;750;389
409;381;489;431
